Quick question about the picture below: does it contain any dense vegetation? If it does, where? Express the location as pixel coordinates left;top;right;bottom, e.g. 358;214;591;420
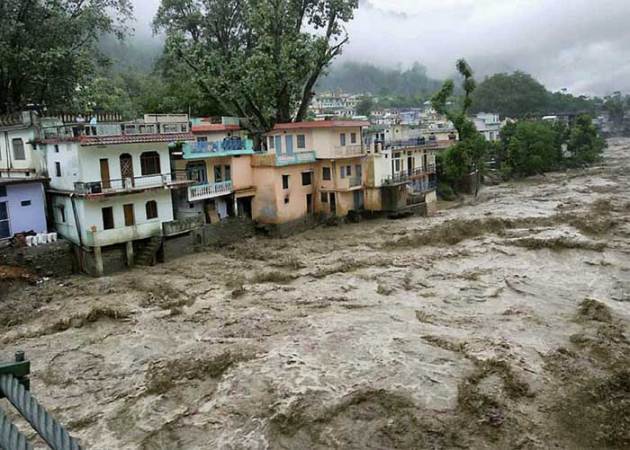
470;72;600;117
154;0;359;135
432;60;489;194
493;115;606;178
0;0;132;114
317;62;442;106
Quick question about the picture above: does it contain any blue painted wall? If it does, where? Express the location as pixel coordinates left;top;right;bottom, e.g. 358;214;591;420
3;182;47;236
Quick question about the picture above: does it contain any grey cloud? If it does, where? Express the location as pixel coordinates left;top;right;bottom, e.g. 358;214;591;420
132;0;630;96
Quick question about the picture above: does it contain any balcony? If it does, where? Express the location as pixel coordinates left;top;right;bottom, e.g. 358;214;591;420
252;151;317;167
349;176;363;188
73;173;191;198
380;139;455;151
42;121;190;142
163;215;205;236
85;221;163;247
410;179;438;193
188;180;233;202
329;144;364;158
183;138;254;159
382;167;435;186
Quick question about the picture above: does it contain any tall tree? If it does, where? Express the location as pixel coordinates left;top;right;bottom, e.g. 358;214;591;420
154;0;358;136
0;0;133;114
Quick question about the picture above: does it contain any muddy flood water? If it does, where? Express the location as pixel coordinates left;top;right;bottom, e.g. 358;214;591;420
1;138;630;449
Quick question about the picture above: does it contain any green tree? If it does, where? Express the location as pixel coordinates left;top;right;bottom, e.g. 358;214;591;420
470;72;548;118
567;114;606;165
355;96;374;117
432;59;487;189
154;0;358;137
501;121;563;176
604;95;625;129
0;0;132;114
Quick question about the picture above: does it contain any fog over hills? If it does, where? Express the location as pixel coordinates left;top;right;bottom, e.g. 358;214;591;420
128;0;630;97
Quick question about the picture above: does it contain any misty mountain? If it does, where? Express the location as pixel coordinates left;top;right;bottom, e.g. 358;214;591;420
317;62;443;99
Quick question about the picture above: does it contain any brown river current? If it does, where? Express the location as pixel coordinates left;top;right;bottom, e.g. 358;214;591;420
1;138;629;449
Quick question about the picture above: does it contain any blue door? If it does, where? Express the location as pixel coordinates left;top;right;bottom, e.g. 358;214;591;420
274;136;282;156
285;135;294;156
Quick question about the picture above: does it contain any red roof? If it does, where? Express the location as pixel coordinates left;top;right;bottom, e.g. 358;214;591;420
273;120;370;131
191;124;241;133
78;132;194;146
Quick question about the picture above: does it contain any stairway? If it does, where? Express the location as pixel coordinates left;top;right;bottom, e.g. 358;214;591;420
135;236;163;266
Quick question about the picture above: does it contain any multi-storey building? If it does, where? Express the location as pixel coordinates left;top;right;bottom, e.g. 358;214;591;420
170;118;256;224
0;112;51;240
39;115;192;275
473;113;502;142
365;138;452;216
251;120;370;232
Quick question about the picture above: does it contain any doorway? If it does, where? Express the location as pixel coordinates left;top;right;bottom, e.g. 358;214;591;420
0;201;10;239
123;204;135;227
423;153;428;171
120;154;134;187
330;193;337;215
100;159;111;189
353;191;364;210
408;156;414;175
306;193;313;214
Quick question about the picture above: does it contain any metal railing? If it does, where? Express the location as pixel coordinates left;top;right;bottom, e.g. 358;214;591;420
0;352;82;450
74;173;188;195
382;166;435;185
185;138;254;156
188;180;233;201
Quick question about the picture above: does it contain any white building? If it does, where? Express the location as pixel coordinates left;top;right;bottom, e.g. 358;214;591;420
473;113;502;142
39;117;193;275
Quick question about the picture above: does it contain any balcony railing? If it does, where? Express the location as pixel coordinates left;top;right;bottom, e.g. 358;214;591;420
348;176;363;188
410;179;438;193
378;138;456;151
42;122;189;140
276;151;317;166
382;166;435;186
74;173;189;195
331;144;364;157
184;138;254;158
188;180;233;202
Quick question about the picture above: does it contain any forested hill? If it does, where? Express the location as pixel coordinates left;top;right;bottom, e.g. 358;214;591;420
317;62;443;98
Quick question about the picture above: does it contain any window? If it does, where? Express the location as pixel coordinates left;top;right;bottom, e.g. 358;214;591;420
301;171;312;186
197;137;208;143
339;133;346;146
282;174;289;190
297;134;306;149
269;136;275;149
214;165;223;182
124;204;135;226
20;200;31;207
140;152;161;175
54;144;59;153
351;133;357;144
55;162;61;177
322;167;331;181
0;202;9;239
355;164;362;178
0;186;6;197
346;165;352;177
58;205;66;223
284;196;290;204
224;165;231;181
146;201;158;219
340;166;346;178
320;192;328;203
12;139;25;160
102;207;114;230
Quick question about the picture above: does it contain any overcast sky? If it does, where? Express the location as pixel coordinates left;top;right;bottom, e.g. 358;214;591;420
133;0;630;96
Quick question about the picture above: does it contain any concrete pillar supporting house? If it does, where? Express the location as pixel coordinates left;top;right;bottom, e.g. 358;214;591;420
126;241;134;267
94;246;104;277
233;196;239;217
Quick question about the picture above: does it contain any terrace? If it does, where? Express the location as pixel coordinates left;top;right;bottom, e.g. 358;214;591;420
251;151;317;167
381;165;437;186
71;172;191;198
183;138;255;159
40;121;192;145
